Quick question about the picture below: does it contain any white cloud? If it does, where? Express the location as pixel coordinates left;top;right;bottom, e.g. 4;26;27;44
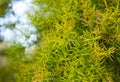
12;1;28;16
0;18;5;25
2;28;15;42
4;13;18;24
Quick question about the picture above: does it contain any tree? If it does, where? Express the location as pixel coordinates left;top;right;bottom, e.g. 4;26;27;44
12;0;119;81
3;0;120;82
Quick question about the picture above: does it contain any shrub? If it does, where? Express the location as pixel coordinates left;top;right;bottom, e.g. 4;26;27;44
7;0;120;81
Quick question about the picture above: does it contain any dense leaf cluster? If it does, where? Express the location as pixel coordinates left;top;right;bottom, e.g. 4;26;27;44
3;0;120;82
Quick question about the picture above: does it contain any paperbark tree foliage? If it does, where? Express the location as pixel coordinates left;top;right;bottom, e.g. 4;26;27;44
11;0;119;82
5;0;120;82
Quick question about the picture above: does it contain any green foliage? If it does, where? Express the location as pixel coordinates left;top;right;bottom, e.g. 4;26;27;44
5;0;120;82
0;66;15;82
0;44;26;82
5;44;37;82
6;44;25;62
26;0;120;81
0;0;11;16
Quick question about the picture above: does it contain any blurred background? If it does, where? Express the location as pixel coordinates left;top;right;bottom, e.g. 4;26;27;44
0;0;37;81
